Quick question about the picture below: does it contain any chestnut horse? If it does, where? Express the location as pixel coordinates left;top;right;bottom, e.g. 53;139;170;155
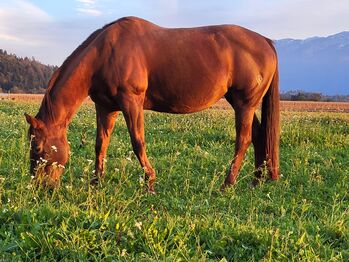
25;17;280;192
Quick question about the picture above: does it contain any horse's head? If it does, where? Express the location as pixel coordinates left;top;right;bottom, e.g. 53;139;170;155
24;113;70;188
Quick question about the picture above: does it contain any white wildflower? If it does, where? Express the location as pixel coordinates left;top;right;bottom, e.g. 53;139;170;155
51;145;58;152
39;157;48;163
135;221;142;230
121;249;127;257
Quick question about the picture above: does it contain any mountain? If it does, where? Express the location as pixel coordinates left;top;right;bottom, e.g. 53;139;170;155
275;31;349;95
0;49;57;93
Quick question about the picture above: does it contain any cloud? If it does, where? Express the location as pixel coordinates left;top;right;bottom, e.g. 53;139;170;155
77;0;97;4
76;8;102;16
0;0;99;65
76;0;102;16
0;0;53;45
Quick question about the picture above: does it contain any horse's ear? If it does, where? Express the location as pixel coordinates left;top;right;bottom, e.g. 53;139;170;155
24;113;44;129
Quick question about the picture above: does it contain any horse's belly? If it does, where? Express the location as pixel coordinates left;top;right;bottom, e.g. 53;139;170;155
144;82;228;113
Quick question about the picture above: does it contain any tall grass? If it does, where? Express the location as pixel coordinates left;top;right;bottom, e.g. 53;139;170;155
0;101;348;260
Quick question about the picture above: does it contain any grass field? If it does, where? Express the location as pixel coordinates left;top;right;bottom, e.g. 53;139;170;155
0;100;348;260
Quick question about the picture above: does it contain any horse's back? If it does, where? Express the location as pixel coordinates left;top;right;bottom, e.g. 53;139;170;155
95;17;277;113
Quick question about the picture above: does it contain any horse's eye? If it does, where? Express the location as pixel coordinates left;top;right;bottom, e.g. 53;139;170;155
33;145;43;154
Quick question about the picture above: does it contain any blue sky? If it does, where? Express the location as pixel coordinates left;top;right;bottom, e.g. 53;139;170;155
1;0;348;65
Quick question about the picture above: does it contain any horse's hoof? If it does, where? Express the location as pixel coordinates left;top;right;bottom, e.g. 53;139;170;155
148;189;156;195
220;183;230;192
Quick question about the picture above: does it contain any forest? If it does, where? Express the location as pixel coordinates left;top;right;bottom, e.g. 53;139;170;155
0;49;57;94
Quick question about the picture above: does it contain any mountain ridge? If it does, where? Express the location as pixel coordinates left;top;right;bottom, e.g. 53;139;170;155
275;31;349;95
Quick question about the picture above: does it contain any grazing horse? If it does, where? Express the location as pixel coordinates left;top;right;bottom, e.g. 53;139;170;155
25;17;280;192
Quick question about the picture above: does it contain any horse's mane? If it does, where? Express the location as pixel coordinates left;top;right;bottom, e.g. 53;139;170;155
37;21;119;122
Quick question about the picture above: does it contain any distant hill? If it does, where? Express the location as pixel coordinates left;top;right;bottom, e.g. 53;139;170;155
0;49;57;93
276;32;349;95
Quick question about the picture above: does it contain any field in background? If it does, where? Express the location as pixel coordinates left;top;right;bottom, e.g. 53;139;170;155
1;93;349;112
0;100;348;260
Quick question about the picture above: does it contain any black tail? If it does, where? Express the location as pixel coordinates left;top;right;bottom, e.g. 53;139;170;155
260;53;280;180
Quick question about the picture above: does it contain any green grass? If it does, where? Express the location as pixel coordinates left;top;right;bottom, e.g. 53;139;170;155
0;101;348;261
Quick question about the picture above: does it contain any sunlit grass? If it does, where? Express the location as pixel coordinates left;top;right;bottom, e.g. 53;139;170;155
0;101;348;260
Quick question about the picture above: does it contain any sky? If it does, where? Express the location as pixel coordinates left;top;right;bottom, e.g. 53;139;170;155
0;0;349;65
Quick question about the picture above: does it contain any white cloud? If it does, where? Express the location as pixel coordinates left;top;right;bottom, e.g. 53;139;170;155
0;33;22;42
0;0;96;65
0;0;53;45
77;8;102;16
77;0;97;4
76;0;102;16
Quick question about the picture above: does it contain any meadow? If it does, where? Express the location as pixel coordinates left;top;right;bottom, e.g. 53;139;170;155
0;100;348;261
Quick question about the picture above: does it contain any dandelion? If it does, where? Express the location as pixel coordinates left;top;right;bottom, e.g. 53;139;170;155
51;145;58;152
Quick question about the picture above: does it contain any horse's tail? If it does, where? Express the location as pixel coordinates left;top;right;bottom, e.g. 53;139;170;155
261;44;280;180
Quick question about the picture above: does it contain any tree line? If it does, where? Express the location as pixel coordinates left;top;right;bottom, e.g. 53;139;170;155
0;49;57;93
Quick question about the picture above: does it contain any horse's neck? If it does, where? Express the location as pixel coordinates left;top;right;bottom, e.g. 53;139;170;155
37;35;99;129
38;68;90;129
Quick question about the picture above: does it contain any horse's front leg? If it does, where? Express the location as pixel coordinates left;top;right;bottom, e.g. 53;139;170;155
118;93;156;193
91;103;118;184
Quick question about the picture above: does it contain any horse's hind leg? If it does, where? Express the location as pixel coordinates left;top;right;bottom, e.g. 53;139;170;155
118;94;156;193
223;93;256;188
91;103;118;184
